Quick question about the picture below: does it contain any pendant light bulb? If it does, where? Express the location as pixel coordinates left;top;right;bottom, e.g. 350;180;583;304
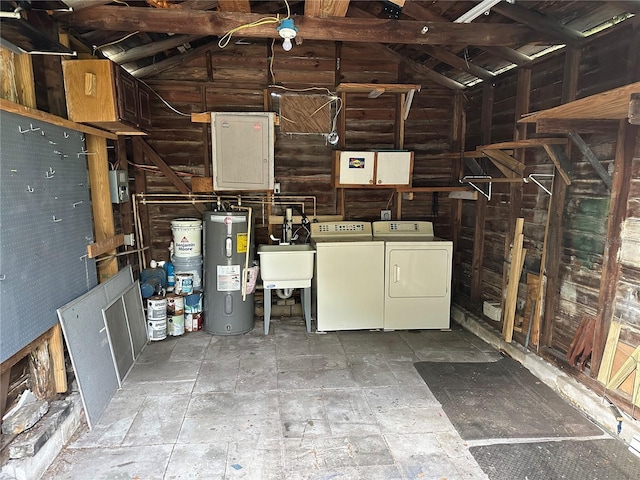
277;18;298;52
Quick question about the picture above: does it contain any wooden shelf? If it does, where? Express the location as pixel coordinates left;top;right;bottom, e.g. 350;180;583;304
519;81;640;123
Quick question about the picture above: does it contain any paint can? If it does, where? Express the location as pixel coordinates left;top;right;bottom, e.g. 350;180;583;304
185;311;203;332
171;218;202;257
147;296;167;320
172;255;203;290
175;273;194;295
147;318;167;341
184;292;203;313
166;293;185;336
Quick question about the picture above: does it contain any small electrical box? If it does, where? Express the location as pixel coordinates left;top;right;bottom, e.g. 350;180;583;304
108;169;130;203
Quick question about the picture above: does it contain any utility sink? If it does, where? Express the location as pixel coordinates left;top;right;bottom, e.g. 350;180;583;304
257;244;316;289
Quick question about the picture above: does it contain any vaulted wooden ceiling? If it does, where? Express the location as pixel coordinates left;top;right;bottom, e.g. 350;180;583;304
12;1;640;88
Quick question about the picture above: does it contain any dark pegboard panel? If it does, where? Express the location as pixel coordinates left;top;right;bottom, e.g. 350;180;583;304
0;110;98;363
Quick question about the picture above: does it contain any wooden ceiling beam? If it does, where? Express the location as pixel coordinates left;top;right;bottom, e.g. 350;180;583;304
60;6;546;46
108;34;203;64
492;2;584;44
217;1;251;13
480;45;532;66
305;0;350;18
398;2;532;67
419;44;495;81
130;40;219;78
378;46;465;90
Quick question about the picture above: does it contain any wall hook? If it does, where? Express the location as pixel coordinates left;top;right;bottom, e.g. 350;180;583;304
18;126;29;134
26;185;34;193
52;215;62;223
63;132;70;138
45;167;56;178
73;201;84;208
461;175;492;201
49;140;57;145
29;124;40;132
77;149;96;158
0;274;5;281
527;173;554;196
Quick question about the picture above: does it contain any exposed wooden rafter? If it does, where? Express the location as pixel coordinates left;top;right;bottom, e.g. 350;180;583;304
130;40;219;78
217;0;251;13
492;1;585;44
108;34;202;64
305;0;351;18
59;6;547;46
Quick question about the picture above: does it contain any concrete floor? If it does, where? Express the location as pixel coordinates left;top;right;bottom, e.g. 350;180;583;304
43;319;505;479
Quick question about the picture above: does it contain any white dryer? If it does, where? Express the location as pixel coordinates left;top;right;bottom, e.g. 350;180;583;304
373;221;453;330
311;222;385;331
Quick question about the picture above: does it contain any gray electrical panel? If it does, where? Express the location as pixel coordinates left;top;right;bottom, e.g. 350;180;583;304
108;169;130;203
211;112;275;191
0;110;97;363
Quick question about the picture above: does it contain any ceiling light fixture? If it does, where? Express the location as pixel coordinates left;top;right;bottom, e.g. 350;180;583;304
277;18;298;52
454;0;503;23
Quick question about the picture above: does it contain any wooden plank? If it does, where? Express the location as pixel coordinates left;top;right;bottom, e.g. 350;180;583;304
87;135;118;281
218;0;251;13
394;186;471;193
61;6;544;46
629;93;640;125
567;130;612;189
420;44;495;81
480;138;568;150
503;224;525;343
337;83;421;94
522;273;539;335
49;324;67;394
481;149;525;176
131;41;219;78
520;82;640;123
606;345;640;391
109;34;202;64
0;98;117;139
87;234;125;259
597;321;622;384
542;144;572;185
304;0;350;17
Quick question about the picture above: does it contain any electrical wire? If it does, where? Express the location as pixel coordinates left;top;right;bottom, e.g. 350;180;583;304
269;38;276;84
93;31;140;54
136;77;192;117
217;0;291;49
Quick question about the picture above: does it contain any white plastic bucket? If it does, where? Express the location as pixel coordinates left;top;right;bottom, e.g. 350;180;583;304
148;318;167;341
171;218;202;257
172;255;203;290
147;296;167;320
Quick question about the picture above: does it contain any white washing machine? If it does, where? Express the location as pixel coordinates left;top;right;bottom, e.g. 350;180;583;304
311;222;385;331
373;221;453;330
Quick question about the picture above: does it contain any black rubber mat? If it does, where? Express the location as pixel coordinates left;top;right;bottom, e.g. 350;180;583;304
470;439;640;480
414;357;603;440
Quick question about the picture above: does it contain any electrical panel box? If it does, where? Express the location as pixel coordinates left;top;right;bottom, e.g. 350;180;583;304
108;169;130;203
211;112;275;191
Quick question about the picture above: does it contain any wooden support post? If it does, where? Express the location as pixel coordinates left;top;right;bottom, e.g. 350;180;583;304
470;83;493;305
28;341;55;400
540;46;580;348
395;93;406;149
0;47;37;108
567;130;613;189
451;92;466;294
501;69;529;316
591;120;638;375
87;134;118;281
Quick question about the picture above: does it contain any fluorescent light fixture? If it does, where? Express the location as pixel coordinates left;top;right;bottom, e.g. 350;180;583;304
454;0;503;23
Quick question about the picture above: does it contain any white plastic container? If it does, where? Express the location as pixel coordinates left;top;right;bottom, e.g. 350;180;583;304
171;218;202;257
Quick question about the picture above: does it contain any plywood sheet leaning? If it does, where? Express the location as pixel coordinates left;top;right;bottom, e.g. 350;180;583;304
279;94;332;134
606;345;640;408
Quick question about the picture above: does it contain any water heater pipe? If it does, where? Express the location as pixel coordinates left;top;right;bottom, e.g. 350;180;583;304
231;204;252;301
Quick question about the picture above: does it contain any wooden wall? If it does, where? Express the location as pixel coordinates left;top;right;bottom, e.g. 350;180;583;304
460;22;639;365
137;40;457;261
